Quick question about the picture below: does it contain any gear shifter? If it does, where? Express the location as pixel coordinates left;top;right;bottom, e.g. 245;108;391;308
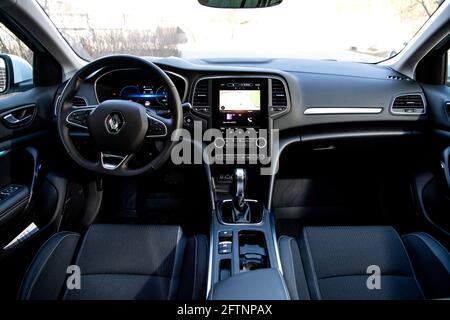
232;168;250;223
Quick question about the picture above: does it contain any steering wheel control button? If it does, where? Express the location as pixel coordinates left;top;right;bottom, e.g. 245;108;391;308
147;116;168;137
67;109;92;129
184;115;193;127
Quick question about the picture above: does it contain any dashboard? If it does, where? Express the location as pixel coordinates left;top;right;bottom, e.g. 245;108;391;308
69;57;429;142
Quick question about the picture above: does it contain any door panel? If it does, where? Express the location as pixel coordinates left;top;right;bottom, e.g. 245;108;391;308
0;86;57;253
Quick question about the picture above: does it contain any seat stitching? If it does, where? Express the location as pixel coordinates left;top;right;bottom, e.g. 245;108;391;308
393;230;425;299
80;273;172;278
411;233;450;258
25;233;78;299
168;226;181;300
417;233;450;255
405;233;450;273
192;236;198;300
319;273;419;280
282;237;299;299
302;228;322;300
287;237;299;297
62;227;93;300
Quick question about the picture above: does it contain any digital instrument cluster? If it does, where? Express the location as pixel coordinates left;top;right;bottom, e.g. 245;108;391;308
117;84;168;108
95;69;186;109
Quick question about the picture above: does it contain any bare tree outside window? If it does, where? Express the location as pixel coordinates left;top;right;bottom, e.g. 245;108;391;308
39;0;185;60
0;24;33;64
37;0;445;63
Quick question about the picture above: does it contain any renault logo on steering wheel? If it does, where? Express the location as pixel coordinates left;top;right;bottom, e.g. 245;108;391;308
105;112;124;135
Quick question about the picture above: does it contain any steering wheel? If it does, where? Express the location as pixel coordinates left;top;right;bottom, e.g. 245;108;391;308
57;55;182;176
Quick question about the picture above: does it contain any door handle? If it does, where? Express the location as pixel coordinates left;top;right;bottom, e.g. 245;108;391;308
1;104;36;128
3;113;33;124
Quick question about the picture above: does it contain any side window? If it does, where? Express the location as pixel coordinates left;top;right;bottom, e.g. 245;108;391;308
0;22;33;96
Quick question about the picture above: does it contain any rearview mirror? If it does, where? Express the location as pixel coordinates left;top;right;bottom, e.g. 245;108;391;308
0;57;7;93
198;0;282;9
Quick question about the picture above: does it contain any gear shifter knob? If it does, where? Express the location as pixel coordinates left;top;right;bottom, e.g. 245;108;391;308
233;168;247;210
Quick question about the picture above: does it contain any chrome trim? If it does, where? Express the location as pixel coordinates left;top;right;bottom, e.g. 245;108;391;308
104;111;125;135
94;68;188;104
390;93;427;115
65;106;96;130
270;212;284;276
304;107;383;115
165;70;189;102
206;209;215;298
100;153;129;170
145;113;168;138
1;104;36;127
191;75;291;119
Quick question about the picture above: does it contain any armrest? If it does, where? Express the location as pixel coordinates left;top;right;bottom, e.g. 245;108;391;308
210;268;290;300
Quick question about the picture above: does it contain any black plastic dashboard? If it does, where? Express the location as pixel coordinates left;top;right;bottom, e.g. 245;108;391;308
65;57;430;136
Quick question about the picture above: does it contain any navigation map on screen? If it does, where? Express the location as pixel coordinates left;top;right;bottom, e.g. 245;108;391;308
219;90;261;111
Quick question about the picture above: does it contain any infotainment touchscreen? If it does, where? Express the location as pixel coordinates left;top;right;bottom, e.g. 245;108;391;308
212;79;268;129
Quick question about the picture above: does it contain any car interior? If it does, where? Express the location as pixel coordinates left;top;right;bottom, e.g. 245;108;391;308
0;0;449;301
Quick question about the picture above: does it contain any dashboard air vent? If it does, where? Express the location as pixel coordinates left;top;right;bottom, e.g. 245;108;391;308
272;79;287;107
72;96;88;107
192;79;210;114
392;94;425;115
388;75;410;81
270;79;289;115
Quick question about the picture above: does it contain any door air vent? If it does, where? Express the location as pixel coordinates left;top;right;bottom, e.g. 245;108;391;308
271;79;288;114
192;79;210;114
391;94;426;115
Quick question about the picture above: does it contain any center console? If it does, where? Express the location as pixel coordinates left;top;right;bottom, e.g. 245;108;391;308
193;75;290;299
208;168;287;300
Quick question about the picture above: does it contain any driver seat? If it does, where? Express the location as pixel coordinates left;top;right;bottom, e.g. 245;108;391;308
19;224;208;300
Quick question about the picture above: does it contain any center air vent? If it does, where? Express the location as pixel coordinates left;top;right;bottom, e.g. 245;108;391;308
270;79;289;115
192;79;210;115
391;94;425;115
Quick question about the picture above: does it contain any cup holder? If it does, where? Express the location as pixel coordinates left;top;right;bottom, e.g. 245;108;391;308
239;231;269;272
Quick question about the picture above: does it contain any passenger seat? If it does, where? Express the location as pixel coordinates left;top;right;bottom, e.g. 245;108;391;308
278;226;450;300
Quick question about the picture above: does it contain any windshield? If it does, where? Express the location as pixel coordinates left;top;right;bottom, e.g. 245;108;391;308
38;0;444;63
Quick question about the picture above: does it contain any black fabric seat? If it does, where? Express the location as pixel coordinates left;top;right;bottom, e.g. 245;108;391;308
279;226;450;300
19;224;208;300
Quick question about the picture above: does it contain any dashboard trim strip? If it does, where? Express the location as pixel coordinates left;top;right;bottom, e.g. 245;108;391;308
304;107;383;115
